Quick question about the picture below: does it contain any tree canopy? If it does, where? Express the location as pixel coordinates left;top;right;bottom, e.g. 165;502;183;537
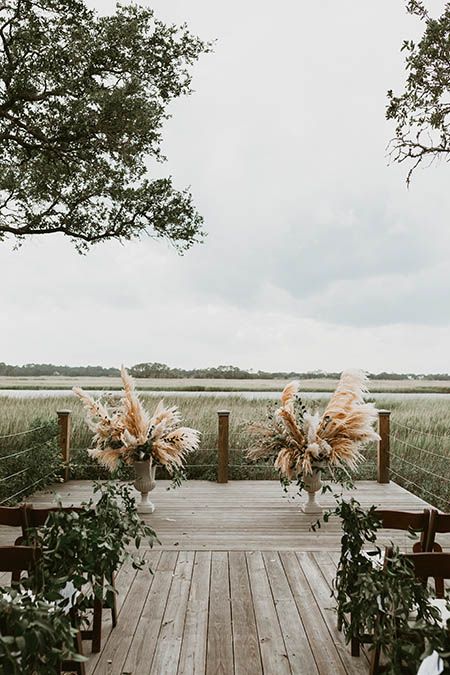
0;0;210;250
387;0;450;183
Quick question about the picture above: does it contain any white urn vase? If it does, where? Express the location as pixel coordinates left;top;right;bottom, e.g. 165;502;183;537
301;468;323;515
133;459;156;514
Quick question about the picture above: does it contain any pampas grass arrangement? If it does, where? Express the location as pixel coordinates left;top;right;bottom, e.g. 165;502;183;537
73;367;200;476
248;369;379;484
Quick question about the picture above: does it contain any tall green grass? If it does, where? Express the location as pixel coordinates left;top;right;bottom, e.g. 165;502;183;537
0;394;448;509
0;419;61;504
386;398;450;511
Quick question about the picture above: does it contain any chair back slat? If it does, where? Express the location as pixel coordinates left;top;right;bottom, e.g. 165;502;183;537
405;551;450;598
375;509;431;551
24;505;86;530
405;552;450;579
0;506;26;528
426;511;450;552
0;545;41;574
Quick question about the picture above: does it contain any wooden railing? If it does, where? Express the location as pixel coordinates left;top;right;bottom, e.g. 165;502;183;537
216;409;391;484
57;410;71;482
377;410;390;484
56;408;391;485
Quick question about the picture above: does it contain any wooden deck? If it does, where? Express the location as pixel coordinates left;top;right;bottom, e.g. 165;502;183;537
1;480;448;674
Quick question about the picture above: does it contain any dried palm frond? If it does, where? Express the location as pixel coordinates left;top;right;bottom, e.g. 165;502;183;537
73;387;124;446
277;408;306;447
120;365;150;445
153;427;200;472
317;370;379;468
280;380;299;410
87;448;123;471
247;419;289;462
274;447;298;480
150;400;181;429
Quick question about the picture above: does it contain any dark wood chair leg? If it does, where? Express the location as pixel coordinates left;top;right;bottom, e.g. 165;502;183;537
92;597;103;653
111;592;118;628
369;643;381;675
11;570;21;584
62;630;86;675
75;630;87;675
435;576;445;598
351;636;360;657
106;572;118;628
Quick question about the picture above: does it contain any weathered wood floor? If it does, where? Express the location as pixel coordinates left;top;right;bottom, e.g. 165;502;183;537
11;479;440;551
1;480;448;674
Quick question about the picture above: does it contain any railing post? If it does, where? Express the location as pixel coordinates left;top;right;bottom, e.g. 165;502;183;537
57;410;71;482
377;410;390;484
217;411;230;484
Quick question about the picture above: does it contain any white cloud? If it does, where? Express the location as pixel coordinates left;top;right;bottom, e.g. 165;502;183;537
0;0;449;372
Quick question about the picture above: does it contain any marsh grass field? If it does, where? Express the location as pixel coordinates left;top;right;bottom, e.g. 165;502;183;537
0;390;449;509
0;375;449;393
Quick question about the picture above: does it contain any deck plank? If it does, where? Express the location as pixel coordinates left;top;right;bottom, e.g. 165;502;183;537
150;551;195;675
262;551;319;674
206;551;234;675
177;551;211;675
298;552;370;673
86;559;140;674
246;551;291;675
280;550;348;675
90;550;161;675
120;551;179;675
229;551;262;675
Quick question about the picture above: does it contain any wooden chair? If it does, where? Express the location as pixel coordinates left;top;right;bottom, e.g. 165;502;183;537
0;504;24;545
0;505;26;536
426;511;450;597
370;552;450;674
374;509;431;553
0;506;28;581
351;508;431;657
0;544;41;578
0;545;86;675
22;503;117;654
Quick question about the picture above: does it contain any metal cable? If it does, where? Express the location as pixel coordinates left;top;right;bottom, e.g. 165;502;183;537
0;447;34;462
391;421;450;440
390;469;450;508
390;451;450;483
390;434;449;459
0;425;48;439
0;471;59;506
0;467;28;483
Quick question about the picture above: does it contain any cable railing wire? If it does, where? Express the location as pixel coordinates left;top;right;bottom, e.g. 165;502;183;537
390;434;449;461
0;446;35;462
390;451;450;483
0;425;48;440
391;421;450;441
0;467;28;483
390;468;450;510
0;471;59;506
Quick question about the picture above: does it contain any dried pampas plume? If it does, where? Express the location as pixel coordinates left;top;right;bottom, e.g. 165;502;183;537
248;368;380;481
280;380;299;410
74;366;200;473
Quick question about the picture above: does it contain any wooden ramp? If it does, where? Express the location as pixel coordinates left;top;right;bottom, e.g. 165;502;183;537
1;480;447;674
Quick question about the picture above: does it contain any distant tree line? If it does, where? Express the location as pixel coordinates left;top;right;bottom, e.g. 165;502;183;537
0;362;448;381
0;363;120;377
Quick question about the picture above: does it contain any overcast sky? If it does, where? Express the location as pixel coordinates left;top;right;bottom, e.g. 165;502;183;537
1;0;449;373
